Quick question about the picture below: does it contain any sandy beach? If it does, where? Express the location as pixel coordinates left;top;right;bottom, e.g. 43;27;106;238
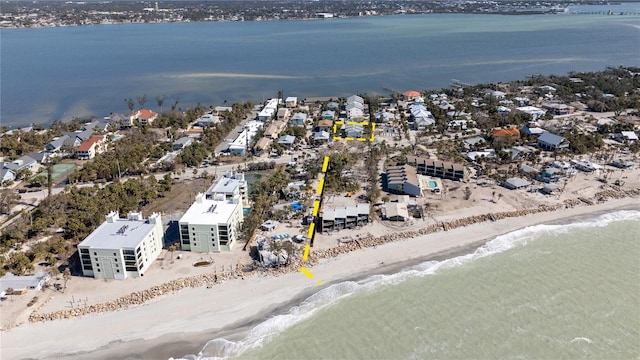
1;196;638;360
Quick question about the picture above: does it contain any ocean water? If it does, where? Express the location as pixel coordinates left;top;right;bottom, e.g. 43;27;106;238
183;210;640;360
2;5;640;127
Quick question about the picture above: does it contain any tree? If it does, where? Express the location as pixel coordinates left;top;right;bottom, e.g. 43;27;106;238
63;268;71;293
0;189;20;215
136;94;148;109
46;160;53;197
156;94;168;114
124;98;135;113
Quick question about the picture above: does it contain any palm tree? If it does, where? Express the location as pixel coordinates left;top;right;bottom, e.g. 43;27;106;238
124;98;135;113
136;94;148;109
156;95;167;114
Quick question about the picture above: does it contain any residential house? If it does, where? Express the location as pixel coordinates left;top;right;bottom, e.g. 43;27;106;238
318;204;370;233
537;132;570;151
77;135;108;160
321;110;335;120
520;123;547;137
542;103;575;115
384;202;409;222
173;137;194;151
278;135;296;148
520;165;539;177
317;119;333;132
492;128;520;140
258;99;279;121
463;136;486;151
408;104;435;129
313;131;331;145
277;108;291;121
466;149;496;162
503;177;532;190
196;114;220;127
77;212;163;280
496;106;511;115
541;184;560;195
131;109;159;126
264;120;286;139
1;166;16;184
285;97;298;108
385;165;422;197
345;102;365;120
26;152;50;165
326;101;340;111
290;113;307;126
0;271;50;297
3;155;37;173
406;156;465;181
343;123;364;138
516;106;546;120
346;95;364;107
614;131;638;143
45;135;70;152
255;137;271;152
374;110;395;123
485;89;507;100
179;193;243;253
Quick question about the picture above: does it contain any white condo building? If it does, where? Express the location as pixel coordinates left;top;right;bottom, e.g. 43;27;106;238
206;171;248;207
179;192;244;253
77;212;163;280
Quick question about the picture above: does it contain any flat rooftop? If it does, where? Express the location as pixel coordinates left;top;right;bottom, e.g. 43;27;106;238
208;177;245;194
78;217;158;250
179;198;240;225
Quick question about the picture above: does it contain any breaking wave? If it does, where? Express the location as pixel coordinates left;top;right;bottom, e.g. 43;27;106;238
174;210;640;360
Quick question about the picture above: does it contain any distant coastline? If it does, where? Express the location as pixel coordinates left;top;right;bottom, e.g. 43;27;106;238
3;0;635;30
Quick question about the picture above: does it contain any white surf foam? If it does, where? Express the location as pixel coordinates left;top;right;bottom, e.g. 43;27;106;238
176;210;639;360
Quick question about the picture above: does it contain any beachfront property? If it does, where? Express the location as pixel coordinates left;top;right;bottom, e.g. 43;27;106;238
195;114;220;127
0;271;50;297
537;132;570;151
257;99;279;121
503;177;532;190
76;135;108;160
130;109;159;126
285;97;298;108
178;193;244;253
406;156;465;181
77;212;164;280
385;165;422;197
318;204;370;233
383;202;409;222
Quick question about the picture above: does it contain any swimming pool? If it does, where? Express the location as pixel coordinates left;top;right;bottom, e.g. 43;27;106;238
428;181;438;188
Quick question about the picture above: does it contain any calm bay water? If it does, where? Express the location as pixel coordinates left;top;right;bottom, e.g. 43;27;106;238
186;210;640;360
2;5;640;127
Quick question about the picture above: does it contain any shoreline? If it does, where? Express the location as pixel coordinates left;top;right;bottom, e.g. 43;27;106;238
2;197;638;360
